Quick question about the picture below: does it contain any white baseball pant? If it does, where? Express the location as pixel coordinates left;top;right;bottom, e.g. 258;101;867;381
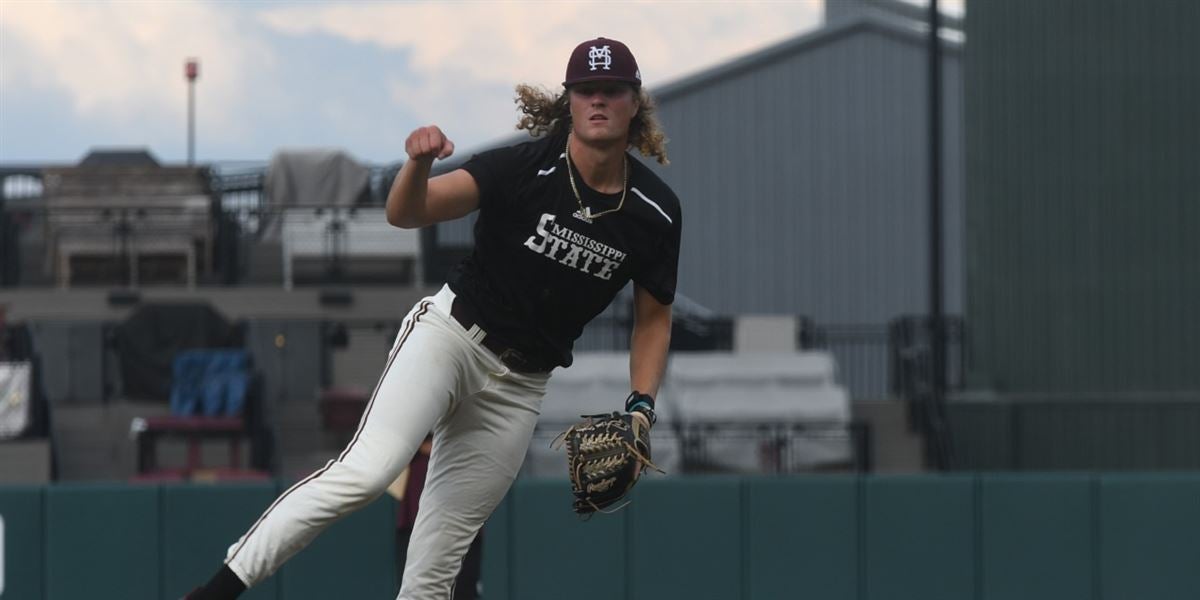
224;285;549;599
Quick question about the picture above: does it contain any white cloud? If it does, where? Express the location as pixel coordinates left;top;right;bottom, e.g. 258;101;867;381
254;0;824;155
256;1;823;90
388;70;515;141
1;1;273;133
1;0;826;161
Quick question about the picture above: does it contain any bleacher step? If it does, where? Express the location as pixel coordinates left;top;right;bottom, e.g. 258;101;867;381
852;399;926;473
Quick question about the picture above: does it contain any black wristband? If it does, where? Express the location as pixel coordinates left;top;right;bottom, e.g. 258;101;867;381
625;391;657;426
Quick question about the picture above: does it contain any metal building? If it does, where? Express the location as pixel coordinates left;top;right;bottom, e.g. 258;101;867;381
425;1;966;399
434;1;964;328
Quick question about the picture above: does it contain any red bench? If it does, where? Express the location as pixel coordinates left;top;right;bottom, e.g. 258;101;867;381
132;415;269;482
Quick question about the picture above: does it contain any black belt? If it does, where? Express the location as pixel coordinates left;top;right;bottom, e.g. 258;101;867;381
449;298;554;374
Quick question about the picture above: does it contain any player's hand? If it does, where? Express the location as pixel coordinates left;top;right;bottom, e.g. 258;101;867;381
405;125;455;162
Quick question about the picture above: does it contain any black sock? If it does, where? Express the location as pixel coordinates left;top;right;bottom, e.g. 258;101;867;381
194;565;246;599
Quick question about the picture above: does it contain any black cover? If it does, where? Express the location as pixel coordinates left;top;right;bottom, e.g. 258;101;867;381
113;303;237;401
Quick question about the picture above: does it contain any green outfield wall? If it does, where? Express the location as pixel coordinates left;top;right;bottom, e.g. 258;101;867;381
0;482;396;600
2;475;1198;599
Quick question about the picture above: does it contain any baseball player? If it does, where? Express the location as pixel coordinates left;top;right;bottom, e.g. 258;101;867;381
187;36;680;600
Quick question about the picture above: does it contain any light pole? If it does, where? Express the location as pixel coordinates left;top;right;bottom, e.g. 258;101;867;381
927;0;950;468
185;58;199;165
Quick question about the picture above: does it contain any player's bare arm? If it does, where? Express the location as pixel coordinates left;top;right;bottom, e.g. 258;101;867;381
629;283;672;406
386;125;480;229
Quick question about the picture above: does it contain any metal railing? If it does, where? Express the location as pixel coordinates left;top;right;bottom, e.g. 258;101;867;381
0;201;425;288
526;419;873;476
805;323;892;399
887;315;966;469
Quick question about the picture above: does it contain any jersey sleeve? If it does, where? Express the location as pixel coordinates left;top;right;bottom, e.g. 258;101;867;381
460;146;519;213
634;205;682;305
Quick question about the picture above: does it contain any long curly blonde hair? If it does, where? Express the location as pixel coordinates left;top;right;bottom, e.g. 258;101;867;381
514;84;669;165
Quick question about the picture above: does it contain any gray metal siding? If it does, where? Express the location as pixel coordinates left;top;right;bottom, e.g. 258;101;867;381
26;320;109;406
437;211;477;245
649;27;963;323
437;21;964;327
966;0;1200;394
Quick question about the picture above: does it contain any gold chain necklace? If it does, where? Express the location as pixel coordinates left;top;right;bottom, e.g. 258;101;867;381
565;136;627;220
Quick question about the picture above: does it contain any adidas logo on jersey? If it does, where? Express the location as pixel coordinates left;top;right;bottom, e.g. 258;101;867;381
572;209;593;224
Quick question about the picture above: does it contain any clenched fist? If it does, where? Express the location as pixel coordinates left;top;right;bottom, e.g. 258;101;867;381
405;125;455;162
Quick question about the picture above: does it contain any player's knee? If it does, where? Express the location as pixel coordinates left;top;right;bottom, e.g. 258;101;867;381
327;464;394;502
369;473;400;497
356;469;401;499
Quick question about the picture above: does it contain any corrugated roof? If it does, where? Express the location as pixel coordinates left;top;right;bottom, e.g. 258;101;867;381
78;148;161;168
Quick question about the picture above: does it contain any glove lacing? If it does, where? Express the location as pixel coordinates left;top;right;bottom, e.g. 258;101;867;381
551;415;664;517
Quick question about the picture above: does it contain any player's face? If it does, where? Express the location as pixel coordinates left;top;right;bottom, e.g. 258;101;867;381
569;82;639;145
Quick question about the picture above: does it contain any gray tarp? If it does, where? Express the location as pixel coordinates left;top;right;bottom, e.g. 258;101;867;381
261;149;371;239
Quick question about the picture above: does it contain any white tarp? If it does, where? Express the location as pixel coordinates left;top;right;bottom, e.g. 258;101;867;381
0;362;31;439
523;351;853;478
668;353;852;471
667;353;848;422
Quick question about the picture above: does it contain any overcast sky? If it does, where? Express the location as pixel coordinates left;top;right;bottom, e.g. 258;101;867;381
0;0;960;166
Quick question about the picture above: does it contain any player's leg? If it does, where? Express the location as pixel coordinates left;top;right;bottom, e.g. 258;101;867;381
216;298;474;590
396;368;548;600
452;533;484;600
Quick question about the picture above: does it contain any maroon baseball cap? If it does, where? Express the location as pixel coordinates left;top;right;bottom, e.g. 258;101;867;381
562;37;642;87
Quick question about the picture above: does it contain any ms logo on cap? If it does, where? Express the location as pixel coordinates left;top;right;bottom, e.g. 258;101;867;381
564;37;641;87
588;45;613;71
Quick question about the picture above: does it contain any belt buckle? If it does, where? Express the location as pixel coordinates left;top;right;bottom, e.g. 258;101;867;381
498;348;524;369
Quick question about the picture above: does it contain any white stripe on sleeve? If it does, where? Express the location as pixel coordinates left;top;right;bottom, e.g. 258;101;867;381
631;187;673;224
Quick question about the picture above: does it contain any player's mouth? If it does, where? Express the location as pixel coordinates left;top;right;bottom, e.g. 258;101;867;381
588;114;609;122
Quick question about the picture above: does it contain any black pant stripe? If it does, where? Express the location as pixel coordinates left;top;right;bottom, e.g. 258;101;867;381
226;300;431;567
338;300;431;462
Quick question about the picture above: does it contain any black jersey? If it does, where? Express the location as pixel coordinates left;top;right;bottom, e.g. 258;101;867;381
447;131;682;369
